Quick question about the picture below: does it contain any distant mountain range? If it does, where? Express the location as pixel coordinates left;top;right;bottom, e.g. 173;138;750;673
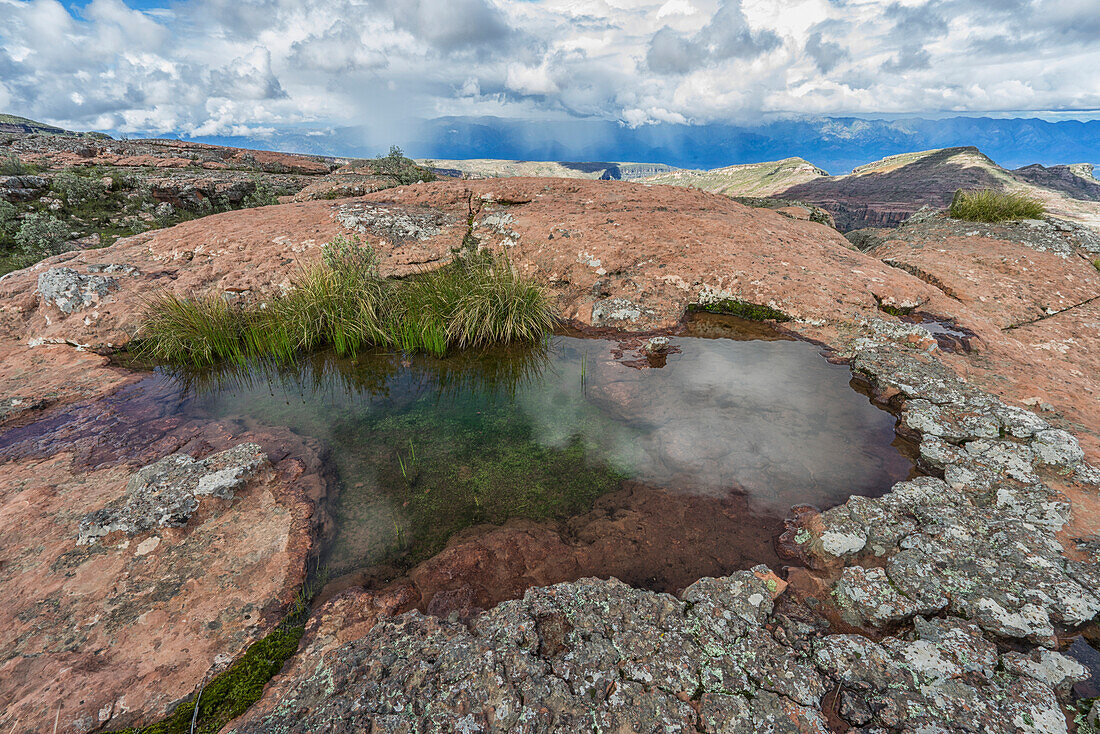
416;146;1100;232
5;112;1100;233
0;114;109;139
181;115;1100;176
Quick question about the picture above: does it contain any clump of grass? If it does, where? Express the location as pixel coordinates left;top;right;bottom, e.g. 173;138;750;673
133;292;248;366
690;298;790;322
250;236;394;359
134;236;555;366
949;189;1045;223
399;251;554;355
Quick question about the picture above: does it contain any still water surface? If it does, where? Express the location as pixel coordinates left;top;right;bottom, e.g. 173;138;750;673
177;315;914;584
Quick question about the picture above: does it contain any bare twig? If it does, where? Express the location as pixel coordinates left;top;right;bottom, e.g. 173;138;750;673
190;681;205;734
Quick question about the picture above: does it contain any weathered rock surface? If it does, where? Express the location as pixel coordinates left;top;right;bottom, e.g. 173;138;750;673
6;134;337;175
229;572;1080;734
0;175;1098;732
0;177;943;350
0;174;50;202
0;379;330;732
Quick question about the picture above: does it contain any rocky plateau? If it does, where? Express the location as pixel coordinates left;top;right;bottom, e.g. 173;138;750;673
0;141;1098;734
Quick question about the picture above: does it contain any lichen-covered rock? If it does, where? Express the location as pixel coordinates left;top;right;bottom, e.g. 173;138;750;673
591;297;653;326
1002;649;1089;693
335;200;449;243
813;473;1099;643
834;566;944;626
37;266;126;313
814;617;1068;733
229;571;833;733
77;443;268;544
807;335;1100;644
230;573;1080;734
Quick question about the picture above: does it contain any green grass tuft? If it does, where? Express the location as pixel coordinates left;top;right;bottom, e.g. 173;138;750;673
134;237;555;366
690;298;790;322
399;252;555;354
132;292;249;366
948;189;1045;223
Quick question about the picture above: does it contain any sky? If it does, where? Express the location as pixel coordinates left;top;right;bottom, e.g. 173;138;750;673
2;0;1099;156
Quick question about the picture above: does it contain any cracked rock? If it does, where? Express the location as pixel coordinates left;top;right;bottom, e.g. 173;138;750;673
815;617;1067;733
834;566;943;626
227;571;1081;734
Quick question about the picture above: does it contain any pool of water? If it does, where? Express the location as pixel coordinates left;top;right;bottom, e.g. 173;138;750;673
171;315;915;589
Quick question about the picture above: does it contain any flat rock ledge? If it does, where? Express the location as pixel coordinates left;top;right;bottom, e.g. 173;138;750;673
229;570;1084;734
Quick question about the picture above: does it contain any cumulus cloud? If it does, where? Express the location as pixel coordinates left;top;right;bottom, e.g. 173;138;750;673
0;0;1097;138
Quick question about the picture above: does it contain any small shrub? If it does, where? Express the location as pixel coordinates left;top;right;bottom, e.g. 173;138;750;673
371;145;436;185
52;168;105;206
0;199;16;241
0;251;36;276
0;153;36;175
949;189;1045;223
243;178;280;208
15;212;69;259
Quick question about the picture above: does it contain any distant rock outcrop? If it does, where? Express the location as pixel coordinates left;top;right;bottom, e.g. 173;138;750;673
420;158;677;181
0;113;100;138
642;157;829;197
1013;162;1100;202
781;147;1004;231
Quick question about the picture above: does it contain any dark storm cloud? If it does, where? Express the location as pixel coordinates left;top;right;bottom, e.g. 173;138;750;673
805;31;848;73
645;0;780;75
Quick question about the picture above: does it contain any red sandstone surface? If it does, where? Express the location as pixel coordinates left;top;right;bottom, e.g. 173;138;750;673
0;176;1097;731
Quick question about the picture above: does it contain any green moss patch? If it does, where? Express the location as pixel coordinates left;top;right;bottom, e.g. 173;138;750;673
110;626;303;734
